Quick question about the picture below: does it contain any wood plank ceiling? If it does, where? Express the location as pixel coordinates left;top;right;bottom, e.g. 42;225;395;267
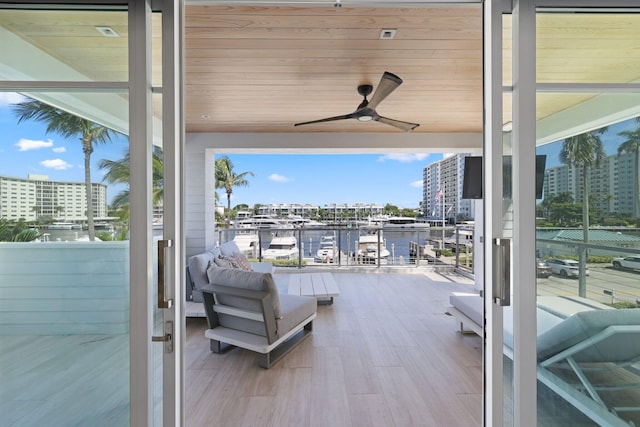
184;5;484;134
3;6;640;135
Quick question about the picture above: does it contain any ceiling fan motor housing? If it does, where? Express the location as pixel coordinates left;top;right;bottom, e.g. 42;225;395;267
358;84;373;97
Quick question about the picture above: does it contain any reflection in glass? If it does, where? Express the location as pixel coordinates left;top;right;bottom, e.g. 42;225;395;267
536;104;640;426
537;12;640;84
0;9;128;82
0;91;131;424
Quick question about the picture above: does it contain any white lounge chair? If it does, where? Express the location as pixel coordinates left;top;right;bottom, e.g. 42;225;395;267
537;309;640;427
448;294;640;426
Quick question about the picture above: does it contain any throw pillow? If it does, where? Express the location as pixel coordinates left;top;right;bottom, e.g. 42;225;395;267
221;255;242;269
233;253;253;271
213;256;233;269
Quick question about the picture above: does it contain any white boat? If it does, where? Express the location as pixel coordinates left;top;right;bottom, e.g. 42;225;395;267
262;233;298;260
445;229;473;250
235;214;288;229
48;222;78;230
286;215;326;228
383;216;430;229
233;228;260;258
314;233;338;263
356;227;390;263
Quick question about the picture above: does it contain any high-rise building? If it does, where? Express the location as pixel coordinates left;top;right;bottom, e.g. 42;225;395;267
422;153;475;222
543;151;638;217
0;174;108;222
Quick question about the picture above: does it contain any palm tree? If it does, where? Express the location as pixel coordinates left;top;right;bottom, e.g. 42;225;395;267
559;128;606;296
617;118;640;218
0;219;40;242
215;156;254;227
14;99;118;241
99;146;164;215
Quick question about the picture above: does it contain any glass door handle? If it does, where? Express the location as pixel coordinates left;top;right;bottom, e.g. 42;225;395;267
493;238;511;306
157;239;174;309
152;321;174;353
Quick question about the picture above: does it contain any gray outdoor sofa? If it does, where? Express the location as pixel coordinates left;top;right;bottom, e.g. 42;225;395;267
202;267;317;368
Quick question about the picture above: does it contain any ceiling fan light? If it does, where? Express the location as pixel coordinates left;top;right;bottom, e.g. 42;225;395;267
358;115;373;122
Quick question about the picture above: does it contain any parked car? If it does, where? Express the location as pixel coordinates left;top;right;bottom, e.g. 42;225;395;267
612;255;640;271
536;260;552;278
545;258;589;278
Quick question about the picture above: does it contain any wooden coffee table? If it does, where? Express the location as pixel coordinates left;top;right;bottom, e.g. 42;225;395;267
287;272;340;305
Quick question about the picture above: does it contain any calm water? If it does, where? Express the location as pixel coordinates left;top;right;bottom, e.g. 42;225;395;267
220;227;457;262
42;226;458;262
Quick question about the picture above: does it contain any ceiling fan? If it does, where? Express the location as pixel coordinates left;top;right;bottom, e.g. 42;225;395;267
294;71;420;132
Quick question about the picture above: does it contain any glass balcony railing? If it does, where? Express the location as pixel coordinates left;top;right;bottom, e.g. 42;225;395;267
537;231;640;307
216;224;475;272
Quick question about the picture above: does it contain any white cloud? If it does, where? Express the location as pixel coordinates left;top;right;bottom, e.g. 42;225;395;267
410;180;423;188
268;173;291;183
41;159;73;170
378;153;431;163
0;92;26;106
15;138;54;151
52;146;66;153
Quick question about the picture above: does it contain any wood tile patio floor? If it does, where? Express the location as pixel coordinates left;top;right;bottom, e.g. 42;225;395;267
185;270;482;427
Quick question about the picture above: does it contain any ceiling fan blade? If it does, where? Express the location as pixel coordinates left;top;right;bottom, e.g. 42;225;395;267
294;113;355;127
367;71;403;110
377;116;420;132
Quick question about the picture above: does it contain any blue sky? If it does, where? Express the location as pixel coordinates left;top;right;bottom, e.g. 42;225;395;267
0;93;130;203
537;118;636;169
215;153;443;209
1;93;439;208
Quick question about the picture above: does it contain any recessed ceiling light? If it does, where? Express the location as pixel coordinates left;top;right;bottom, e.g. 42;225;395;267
201;114;211;120
379;29;397;40
95;26;119;37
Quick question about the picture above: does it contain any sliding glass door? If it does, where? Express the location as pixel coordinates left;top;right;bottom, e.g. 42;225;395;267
0;2;183;425
0;4;133;425
486;1;640;426
535;7;640;427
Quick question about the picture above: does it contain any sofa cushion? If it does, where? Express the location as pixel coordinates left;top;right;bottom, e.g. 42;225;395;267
250;261;275;274
277;293;317;336
213;256;235;269
219;240;241;257
207;267;283;319
209;247;222;258
187;251;217;302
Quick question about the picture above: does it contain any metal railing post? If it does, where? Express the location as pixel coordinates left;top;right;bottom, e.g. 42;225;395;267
298;228;303;269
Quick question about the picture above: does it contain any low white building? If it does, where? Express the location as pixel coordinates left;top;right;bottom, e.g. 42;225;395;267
0;174;108;222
